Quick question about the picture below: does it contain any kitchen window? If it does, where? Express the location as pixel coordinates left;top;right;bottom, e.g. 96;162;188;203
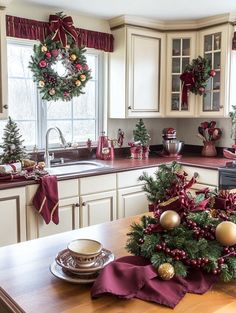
0;39;103;149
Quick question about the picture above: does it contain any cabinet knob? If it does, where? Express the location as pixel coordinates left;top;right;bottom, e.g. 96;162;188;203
194;172;199;178
74;203;80;207
81;202;86;206
3;104;8;109
128;106;132;110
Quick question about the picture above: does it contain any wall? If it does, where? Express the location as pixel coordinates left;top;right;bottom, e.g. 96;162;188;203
107;118;178;147
176;118;232;148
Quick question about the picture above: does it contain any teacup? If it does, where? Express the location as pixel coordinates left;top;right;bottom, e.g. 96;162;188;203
67;238;102;268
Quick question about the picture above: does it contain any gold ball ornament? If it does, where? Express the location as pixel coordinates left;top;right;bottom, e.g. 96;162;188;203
80;74;86;82
70;54;77;61
41;45;47;52
75;80;81;87
215;221;236;246
158;263;175;280
159;210;181;230
38;80;45;87
49;88;56;96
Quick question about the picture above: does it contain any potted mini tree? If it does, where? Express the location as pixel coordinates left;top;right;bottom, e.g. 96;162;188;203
129;119;151;159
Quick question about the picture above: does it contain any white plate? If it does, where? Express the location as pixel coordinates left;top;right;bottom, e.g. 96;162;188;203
55;248;114;273
50;261;98;284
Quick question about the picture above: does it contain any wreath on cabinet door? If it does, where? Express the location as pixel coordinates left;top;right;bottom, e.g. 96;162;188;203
179;56;216;107
29;12;92;102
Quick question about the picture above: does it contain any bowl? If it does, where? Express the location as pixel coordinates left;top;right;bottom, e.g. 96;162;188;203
163;140;184;155
67;239;103;267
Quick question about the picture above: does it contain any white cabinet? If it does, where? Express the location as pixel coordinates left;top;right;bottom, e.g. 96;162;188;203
79;174;117;227
166;32;197;117
117;167;157;218
26;179;80;239
197;24;233;117
181;165;218;194
109;26;165;118
0;8;8;119
0;187;26;247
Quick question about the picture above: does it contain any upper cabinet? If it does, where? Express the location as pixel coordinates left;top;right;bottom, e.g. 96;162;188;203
0;8;8;119
166;32;197;117
109;26;165;118
197;24;233;117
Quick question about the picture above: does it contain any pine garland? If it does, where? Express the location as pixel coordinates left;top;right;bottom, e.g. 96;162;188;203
126;162;236;282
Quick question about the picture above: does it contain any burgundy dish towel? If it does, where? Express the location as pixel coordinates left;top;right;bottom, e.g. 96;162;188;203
91;256;218;308
32;175;59;224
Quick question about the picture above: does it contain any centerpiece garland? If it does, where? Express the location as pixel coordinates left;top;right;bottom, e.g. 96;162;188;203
180;56;216;107
29;13;91;101
126;162;236;282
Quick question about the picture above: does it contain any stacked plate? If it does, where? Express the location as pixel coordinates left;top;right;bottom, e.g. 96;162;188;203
50;239;114;284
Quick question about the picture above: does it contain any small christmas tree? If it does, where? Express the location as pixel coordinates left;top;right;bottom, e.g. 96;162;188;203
0;117;27;164
133;119;151;146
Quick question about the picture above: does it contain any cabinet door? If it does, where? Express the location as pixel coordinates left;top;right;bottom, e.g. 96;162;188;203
26;197;80;239
0;187;26;247
197;25;232;117
0;9;8;119
127;27;165;117
118;185;149;219
166;32;196;117
80;190;116;227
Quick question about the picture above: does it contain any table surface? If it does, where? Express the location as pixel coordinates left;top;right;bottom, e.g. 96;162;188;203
1;214;236;313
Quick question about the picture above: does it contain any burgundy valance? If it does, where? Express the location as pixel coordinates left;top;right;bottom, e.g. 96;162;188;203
6;15;114;52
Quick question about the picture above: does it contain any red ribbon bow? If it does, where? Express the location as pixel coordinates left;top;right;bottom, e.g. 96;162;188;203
49;14;78;47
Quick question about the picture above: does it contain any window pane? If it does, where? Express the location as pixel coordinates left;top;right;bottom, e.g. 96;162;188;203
8;43;33;78
86;55;97;78
8;79;37;120
73;120;96;142
16;121;37;146
73;81;96;118
47;121;72;143
47;100;72;119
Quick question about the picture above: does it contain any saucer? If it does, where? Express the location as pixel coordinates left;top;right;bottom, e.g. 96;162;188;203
55;248;114;273
50;261;97;284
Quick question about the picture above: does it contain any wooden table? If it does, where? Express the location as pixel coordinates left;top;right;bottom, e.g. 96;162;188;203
1;215;236;313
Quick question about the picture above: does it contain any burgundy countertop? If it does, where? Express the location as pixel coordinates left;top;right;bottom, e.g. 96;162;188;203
0;154;229;190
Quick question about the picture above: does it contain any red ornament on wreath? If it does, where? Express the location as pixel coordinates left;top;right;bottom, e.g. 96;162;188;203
209;69;216;77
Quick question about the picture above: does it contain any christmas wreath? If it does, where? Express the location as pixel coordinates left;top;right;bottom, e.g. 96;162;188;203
29;13;91;101
126;162;236;282
180;56;216;107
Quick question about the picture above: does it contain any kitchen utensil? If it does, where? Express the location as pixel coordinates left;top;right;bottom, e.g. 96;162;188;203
163;140;184;156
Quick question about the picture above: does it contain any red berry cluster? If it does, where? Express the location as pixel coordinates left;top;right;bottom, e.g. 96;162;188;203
156;243;187;261
143;223;161;235
184;218;215;240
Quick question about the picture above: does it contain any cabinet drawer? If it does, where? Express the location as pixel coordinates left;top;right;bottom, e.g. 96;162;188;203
181;165;218;186
117;167;157;189
26;179;79;205
80;174;116;195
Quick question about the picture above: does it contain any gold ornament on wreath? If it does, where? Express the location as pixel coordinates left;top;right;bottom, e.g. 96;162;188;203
29;12;92;102
215;221;236;246
159;210;181;230
157;263;175;280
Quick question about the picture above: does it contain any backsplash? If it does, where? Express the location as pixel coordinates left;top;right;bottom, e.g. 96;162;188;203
107;117;232;148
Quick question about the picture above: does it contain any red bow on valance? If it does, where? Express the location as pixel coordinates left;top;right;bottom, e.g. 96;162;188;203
49;14;78;47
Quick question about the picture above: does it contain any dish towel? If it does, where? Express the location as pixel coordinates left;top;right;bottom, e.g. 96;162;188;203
91;256;218;308
32;175;59;224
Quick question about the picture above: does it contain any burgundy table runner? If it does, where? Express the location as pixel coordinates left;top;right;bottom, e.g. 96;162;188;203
91;256;218;308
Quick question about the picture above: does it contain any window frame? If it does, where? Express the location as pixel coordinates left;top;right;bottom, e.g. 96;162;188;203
6;37;104;150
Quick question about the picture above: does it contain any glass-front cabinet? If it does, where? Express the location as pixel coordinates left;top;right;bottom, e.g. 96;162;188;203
197;25;232;117
166;32;196;117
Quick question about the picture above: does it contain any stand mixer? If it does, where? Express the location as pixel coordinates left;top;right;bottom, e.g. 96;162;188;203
162;128;184;158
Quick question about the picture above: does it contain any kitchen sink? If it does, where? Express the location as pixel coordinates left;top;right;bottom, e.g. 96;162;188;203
46;161;107;176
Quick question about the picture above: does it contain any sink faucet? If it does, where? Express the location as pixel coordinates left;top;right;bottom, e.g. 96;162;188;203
44;127;67;168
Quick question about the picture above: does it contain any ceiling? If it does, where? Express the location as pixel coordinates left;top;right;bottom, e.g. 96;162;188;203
19;0;236;21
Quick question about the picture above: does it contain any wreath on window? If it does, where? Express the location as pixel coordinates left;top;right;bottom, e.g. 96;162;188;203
180;56;216;106
29;13;91;102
